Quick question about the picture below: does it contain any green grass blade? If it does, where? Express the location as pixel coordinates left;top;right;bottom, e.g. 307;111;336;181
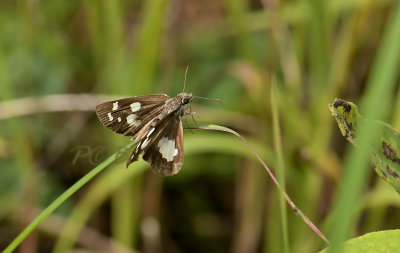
271;82;289;253
327;3;400;252
53;161;147;253
2;141;136;253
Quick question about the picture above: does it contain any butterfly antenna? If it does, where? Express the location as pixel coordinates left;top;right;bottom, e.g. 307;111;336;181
192;95;224;105
182;65;189;93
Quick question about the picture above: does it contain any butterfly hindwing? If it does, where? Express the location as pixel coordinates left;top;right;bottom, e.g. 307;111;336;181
129;116;184;176
95;94;169;137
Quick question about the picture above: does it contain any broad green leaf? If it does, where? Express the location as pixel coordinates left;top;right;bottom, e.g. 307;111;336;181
320;230;400;253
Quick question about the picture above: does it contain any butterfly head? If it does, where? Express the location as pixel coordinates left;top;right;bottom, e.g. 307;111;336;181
178;92;193;105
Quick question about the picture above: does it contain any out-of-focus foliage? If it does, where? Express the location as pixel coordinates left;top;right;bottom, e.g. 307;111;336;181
0;0;400;252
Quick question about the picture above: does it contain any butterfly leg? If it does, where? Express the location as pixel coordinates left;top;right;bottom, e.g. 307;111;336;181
184;105;199;123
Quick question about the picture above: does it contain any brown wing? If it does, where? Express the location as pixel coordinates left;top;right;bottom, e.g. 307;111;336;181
95;94;169;137
126;115;184;176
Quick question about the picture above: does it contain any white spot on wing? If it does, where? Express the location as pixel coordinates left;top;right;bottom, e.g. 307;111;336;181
135;141;141;152
117;117;122;122
126;114;140;126
157;137;178;162
112;101;119;111
147;128;155;138
130;102;141;112
107;112;113;121
141;138;151;149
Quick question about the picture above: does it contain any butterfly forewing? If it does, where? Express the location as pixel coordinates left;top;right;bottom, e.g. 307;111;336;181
95;94;169;136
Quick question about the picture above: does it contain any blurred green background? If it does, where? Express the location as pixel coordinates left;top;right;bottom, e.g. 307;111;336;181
1;0;400;252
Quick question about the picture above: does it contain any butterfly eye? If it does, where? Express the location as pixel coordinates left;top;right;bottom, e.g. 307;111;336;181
182;96;192;104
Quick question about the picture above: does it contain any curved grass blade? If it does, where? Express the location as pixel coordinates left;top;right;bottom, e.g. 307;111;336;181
186;124;330;244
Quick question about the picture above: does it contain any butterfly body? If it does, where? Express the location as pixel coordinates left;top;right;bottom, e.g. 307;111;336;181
96;92;193;176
